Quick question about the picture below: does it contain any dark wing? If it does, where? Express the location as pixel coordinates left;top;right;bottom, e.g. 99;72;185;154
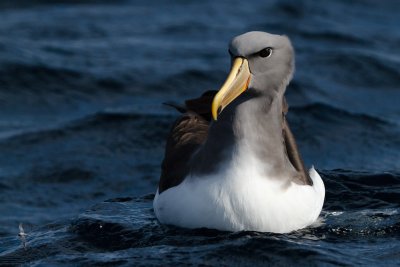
282;97;313;185
185;90;217;121
158;91;217;193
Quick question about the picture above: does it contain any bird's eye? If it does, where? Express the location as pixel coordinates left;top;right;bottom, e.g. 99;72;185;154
258;47;273;58
228;49;233;57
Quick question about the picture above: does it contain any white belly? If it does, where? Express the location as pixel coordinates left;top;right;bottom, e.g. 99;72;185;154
153;166;325;233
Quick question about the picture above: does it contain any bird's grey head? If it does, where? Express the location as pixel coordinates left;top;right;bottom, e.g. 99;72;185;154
212;31;295;120
230;31;294;93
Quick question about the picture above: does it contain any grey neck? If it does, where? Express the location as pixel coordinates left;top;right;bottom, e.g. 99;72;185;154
191;89;296;180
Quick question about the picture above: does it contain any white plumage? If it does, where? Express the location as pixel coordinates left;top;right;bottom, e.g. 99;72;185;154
154;161;324;233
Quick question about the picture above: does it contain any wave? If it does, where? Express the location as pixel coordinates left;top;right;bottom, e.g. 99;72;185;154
0;63;126;94
301;30;368;45
307;49;400;89
0;0;126;9
31;167;94;184
147;69;225;96
286;103;400;172
1;176;399;265
291;102;391;126
0;111;173;145
321;169;400;211
68;191;399;258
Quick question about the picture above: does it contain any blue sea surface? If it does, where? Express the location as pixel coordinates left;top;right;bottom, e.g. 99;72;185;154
0;0;399;265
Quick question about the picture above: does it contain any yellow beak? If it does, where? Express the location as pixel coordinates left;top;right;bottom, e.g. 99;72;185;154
211;57;251;120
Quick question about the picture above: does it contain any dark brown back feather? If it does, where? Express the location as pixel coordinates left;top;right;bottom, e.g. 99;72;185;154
158;91;217;193
282;115;313;185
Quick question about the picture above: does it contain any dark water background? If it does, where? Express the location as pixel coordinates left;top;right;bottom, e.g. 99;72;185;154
0;0;399;265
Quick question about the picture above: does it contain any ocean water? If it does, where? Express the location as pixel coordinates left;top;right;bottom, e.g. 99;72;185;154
0;0;399;265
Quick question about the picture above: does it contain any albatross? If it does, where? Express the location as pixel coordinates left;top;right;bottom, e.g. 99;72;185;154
153;31;325;233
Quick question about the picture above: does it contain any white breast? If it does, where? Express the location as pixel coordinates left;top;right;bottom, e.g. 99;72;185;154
153;162;325;233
